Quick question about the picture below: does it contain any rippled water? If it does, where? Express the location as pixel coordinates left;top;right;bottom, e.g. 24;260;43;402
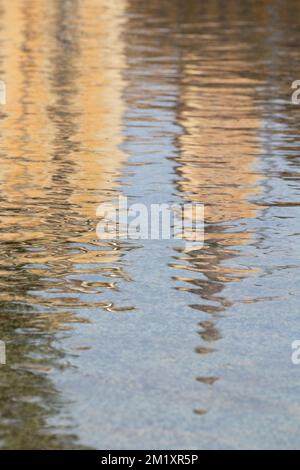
0;0;300;449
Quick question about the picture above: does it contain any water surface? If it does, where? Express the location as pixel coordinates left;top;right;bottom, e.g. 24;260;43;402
0;0;300;449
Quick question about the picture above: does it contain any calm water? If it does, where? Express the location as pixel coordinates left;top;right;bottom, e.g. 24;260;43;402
0;0;300;449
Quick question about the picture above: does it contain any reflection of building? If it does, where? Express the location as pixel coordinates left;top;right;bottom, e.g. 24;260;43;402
0;0;127;238
0;0;128;448
178;62;262;246
174;5;264;351
68;0;127;216
165;0;267;414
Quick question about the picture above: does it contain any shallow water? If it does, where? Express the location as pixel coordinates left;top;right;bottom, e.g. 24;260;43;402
0;0;300;449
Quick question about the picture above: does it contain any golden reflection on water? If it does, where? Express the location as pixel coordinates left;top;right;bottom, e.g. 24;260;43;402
175;23;262;305
0;0;128;448
171;1;267;412
0;0;128;306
